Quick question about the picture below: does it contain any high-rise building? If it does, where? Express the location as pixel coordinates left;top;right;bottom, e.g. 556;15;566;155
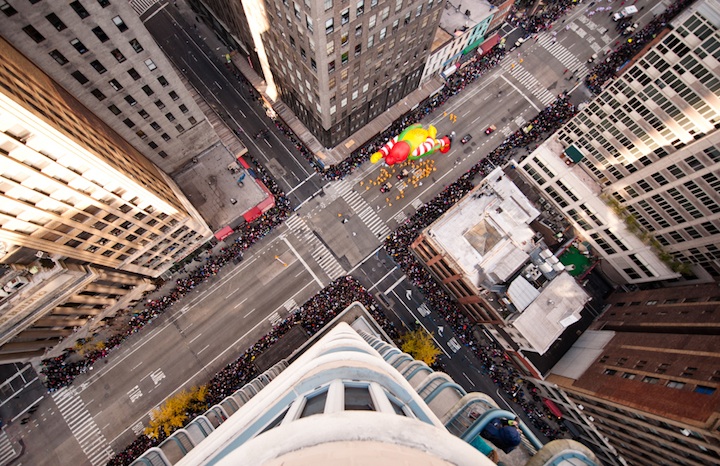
518;0;720;283
535;282;720;466
0;35;212;360
0;36;212;278
190;0;446;147
0;0;220;173
132;304;598;465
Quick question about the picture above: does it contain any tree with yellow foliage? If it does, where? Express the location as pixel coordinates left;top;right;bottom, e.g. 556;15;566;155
145;385;209;439
400;328;441;366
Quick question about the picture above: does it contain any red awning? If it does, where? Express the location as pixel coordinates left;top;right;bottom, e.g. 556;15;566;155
243;206;263;222
214;226;234;241
479;34;500;55
543;398;563;419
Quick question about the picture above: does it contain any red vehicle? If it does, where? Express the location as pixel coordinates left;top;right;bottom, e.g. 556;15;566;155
485;125;497;135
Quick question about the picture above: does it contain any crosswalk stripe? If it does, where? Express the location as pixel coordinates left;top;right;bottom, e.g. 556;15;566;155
0;429;18;464
52;387;113;466
286;215;345;280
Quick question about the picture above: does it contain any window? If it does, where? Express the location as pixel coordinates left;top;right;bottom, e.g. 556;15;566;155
188;116;197;125
667;381;685;389
341;8;350;24
604;369;617;376
112;15;128;32
91;88;106;101
111;48;126;62
695;385;715;395
148;141;158;149
325;18;334;34
109;79;123;91
158;150;168;158
179;104;188;114
155;99;165;109
168;91;179;101
341;51;348;64
165;112;175;122
161;133;170;141
108;104;121;115
127;68;141;80
1;1;18;16
71;70;89;84
49;49;69;65
98;0;111;7
300;390;328;417
324;0;332;10
92;26;110;42
129;39;143;53
124;95;137;106
345;386;374;410
138;109;149;119
144;59;157;71
175;124;185;133
328;60;335;73
142;85;154;96
621;373;636;380
70;1;90;19
90;60;107;74
23;25;46;43
46;13;67;31
157;75;169;87
357;0;364;15
70;38;88;54
150;121;161;131
123;118;135;128
642;376;660;384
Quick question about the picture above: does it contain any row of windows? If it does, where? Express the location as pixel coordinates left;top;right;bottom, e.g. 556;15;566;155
603;369;717;394
2;1;111;18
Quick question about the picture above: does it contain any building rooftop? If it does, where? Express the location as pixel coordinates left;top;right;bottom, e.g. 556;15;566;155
440;0;494;35
508;272;590;355
425;167;540;288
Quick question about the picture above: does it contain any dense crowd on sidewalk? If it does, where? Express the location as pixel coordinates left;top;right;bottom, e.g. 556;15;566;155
585;0;695;94
266;45;507;182
507;0;579;34
40;157;293;392
107;276;396;465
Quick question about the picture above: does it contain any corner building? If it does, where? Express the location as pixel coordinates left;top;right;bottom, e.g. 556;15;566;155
520;0;720;283
0;0;220;173
193;0;445;148
0;36;212;278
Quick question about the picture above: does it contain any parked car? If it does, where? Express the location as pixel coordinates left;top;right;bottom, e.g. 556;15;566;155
485;125;497;135
461;134;473;144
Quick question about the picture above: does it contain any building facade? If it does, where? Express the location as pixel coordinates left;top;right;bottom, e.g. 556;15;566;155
190;0;446;148
0;0;220;173
536;282;720;466
420;0;494;83
519;0;720;283
0;36;212;277
0;261;154;362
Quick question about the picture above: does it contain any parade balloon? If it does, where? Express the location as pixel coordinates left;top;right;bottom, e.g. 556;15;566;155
371;123;452;166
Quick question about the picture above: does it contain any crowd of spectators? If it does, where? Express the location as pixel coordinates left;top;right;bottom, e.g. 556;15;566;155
585;0;694;94
40;158;293;391
205;276;398;405
507;0;579;34
267;45;507;182
107;276;396;465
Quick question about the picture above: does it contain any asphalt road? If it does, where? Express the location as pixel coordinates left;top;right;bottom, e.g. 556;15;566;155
1;0;661;463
